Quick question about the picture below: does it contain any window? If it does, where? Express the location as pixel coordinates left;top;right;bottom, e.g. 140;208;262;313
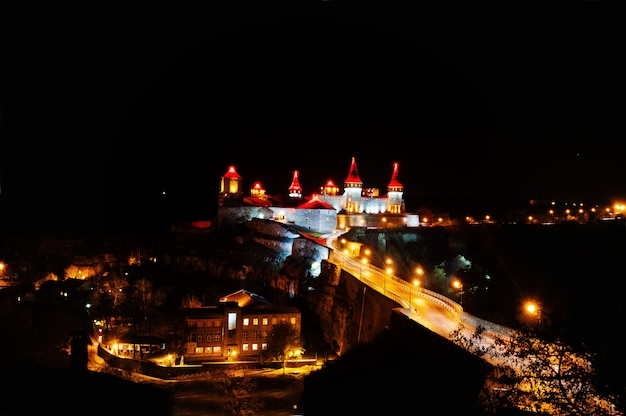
252;343;258;351
290;316;297;325
253;318;259;326
243;318;249;326
262;317;268;326
272;317;278;325
214;346;221;354
228;313;237;330
194;347;203;354
262;342;268;350
243;331;248;340
242;343;249;351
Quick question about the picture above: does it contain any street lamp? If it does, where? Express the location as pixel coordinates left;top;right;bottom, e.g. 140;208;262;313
360;258;368;279
409;279;419;317
523;299;545;325
451;279;464;305
385;267;393;294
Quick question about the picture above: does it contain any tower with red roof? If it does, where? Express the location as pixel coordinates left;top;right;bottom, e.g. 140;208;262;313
288;170;303;199
387;162;405;214
219;165;243;206
343;156;363;213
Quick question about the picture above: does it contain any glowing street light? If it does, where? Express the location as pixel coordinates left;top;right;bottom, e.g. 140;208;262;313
360;258;368;279
523;299;545;325
451;279;464;305
409;279;419;317
385;267;393;294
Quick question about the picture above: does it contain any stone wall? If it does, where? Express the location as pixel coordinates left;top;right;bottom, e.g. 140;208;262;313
304;260;400;356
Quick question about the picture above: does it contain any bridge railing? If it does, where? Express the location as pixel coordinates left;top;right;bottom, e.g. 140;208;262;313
332;250;463;317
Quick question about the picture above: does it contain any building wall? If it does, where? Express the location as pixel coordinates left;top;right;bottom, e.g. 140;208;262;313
293;208;337;234
183;305;301;363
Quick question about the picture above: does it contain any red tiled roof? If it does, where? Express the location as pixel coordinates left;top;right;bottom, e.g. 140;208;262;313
387;162;403;188
243;196;273;207
297;198;336;210
289;170;302;191
223;165;242;179
344;156;363;185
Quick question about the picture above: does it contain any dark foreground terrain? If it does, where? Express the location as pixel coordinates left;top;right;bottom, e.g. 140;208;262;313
1;311;490;416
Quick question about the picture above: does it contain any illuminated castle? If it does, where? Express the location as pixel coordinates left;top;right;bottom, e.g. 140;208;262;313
218;157;420;233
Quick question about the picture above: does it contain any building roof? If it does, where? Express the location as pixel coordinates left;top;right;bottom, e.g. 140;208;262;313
219;289;272;307
297;198;336;211
223;165;242;179
243;196;274;207
344;156;363;185
118;335;165;345
289;170;302;193
387;162;404;189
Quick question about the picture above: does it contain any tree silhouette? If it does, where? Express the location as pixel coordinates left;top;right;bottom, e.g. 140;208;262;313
267;321;303;374
128;277;165;336
90;272;129;330
450;323;620;415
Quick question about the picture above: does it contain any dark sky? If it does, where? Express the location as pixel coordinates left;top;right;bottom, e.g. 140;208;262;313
1;4;624;234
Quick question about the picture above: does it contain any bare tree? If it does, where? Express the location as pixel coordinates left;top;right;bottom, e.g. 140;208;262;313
450;323;620;415
91;272;129;330
128;277;165;335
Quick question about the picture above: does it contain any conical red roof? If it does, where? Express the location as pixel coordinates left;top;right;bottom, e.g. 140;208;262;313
344;157;362;185
223;165;242;179
289;170;302;192
387;162;403;189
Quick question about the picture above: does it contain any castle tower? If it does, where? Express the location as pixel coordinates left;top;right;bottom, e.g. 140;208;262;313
386;162;404;214
343;157;363;213
288;170;303;199
250;181;266;199
219;165;243;206
320;179;339;196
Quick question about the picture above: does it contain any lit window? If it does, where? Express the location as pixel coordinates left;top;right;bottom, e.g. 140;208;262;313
290;316;296;325
253;318;259;326
243;318;249;326
228;313;237;330
252;343;258;351
242;343;249;351
262;317;268;325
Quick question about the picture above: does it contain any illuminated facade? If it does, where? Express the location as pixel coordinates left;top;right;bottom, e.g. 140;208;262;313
182;289;301;363
217;157;420;231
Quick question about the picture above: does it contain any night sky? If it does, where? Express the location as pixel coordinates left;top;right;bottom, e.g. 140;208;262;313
1;4;623;234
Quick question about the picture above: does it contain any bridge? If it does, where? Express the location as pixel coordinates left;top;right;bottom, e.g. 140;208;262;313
328;248;620;415
329;249;512;351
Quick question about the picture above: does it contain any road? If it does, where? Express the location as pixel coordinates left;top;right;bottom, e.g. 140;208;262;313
332;249;620;415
